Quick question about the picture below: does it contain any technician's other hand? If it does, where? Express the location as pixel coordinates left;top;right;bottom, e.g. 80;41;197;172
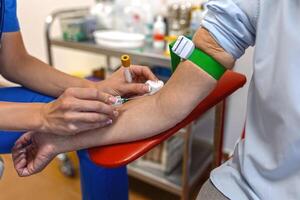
40;87;118;136
99;65;158;97
12;131;63;177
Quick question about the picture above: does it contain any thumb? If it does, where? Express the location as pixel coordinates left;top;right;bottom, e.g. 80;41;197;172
122;83;150;95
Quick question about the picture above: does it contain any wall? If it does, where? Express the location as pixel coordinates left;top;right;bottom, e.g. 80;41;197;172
17;0;253;152
18;0;105;76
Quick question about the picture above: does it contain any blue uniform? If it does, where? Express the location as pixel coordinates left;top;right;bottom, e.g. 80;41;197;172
2;0;19;32
0;1;128;199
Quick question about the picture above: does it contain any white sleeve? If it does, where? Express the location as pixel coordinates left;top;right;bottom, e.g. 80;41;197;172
202;0;259;59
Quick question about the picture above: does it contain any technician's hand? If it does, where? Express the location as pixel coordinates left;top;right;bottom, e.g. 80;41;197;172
39;87;118;136
12;131;63;177
98;65;158;97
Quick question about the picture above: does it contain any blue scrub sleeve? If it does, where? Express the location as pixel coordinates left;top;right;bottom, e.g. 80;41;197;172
201;0;259;59
0;87;53;153
3;0;20;32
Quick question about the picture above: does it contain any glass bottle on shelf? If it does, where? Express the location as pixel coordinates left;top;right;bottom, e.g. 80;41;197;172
90;0;115;30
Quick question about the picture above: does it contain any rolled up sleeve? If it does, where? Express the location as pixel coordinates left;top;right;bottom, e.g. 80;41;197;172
3;0;20;32
202;0;259;59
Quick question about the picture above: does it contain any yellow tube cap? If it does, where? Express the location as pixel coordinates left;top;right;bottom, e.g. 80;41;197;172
121;55;131;68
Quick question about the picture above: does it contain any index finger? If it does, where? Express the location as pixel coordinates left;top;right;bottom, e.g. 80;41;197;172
130;65;158;81
64;88;113;103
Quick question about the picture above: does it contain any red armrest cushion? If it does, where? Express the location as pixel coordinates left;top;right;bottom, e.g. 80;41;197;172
88;71;246;168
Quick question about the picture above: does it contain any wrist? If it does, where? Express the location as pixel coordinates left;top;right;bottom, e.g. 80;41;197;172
31;103;47;132
53;136;71;154
81;79;97;89
193;28;235;69
95;80;115;95
55;135;83;153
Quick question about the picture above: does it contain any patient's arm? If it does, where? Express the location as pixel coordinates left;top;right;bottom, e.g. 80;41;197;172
60;60;215;151
12;28;236;176
55;28;236;152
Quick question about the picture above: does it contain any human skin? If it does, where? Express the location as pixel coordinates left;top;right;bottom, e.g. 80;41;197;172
12;28;236;176
0;32;157;135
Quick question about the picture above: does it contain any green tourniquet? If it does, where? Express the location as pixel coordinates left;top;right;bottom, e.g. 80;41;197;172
169;42;226;80
169;42;181;72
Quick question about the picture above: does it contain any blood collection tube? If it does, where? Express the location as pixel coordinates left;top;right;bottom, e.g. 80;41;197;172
121;55;132;83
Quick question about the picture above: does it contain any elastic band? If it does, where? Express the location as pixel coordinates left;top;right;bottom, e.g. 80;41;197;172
169;42;226;80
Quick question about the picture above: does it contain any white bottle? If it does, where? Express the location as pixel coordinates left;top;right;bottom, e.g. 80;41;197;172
153;15;166;50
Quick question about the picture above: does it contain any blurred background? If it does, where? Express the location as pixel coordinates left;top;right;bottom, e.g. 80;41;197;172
0;0;253;199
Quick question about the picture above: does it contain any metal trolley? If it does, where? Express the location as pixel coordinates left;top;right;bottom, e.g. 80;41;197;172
44;8;226;200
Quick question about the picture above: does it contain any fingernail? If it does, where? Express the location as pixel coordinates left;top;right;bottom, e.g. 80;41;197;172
106;119;113;125
108;96;117;104
143;85;151;92
113;110;119;117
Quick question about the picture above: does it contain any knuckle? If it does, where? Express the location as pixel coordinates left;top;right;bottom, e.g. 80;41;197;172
92;87;99;94
64;88;75;96
67;123;79;133
63;112;72;121
61;98;73;109
98;92;108;100
90;114;104;123
96;102;105;110
99;104;113;114
90;88;99;98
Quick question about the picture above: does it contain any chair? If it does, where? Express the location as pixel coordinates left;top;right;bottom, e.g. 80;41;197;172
88;70;247;168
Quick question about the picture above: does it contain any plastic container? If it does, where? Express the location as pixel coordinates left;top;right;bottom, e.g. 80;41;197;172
60;15;97;42
153;15;166;50
93;30;145;49
114;0;148;34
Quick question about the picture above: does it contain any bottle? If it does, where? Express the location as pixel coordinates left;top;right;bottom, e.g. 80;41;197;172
153;15;166;50
90;0;115;30
189;5;204;36
121;0;145;33
167;3;180;36
144;4;154;45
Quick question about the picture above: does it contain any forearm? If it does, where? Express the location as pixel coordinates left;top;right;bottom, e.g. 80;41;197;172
0;102;43;131
1;54;94;97
53;28;236;152
58;60;217;152
0;32;94;97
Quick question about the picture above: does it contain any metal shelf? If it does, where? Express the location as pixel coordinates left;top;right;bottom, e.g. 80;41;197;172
49;38;171;68
128;138;213;196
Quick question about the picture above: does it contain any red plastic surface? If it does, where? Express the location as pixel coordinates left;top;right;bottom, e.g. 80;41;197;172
88;71;246;168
